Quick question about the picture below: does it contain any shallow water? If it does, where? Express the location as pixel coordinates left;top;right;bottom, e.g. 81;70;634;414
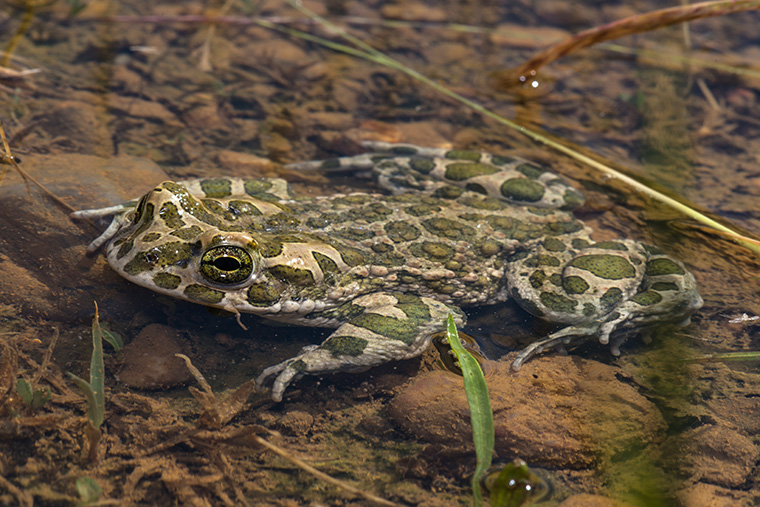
1;1;759;505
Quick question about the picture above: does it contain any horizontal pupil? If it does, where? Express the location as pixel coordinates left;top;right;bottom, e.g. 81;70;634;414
214;256;241;271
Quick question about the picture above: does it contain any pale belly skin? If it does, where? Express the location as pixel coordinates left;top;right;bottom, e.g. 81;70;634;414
72;143;703;402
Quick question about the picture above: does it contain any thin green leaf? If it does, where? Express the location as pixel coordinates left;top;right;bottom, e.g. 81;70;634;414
16;378;33;405
75;476;102;504
446;314;494;506
67;372;100;426
683;351;760;363
100;325;123;351
89;302;105;427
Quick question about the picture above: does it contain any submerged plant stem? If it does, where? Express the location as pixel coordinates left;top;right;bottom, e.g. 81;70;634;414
502;0;760;84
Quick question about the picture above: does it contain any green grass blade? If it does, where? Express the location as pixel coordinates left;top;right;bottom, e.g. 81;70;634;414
16;378;33;405
89;303;105;427
446;314;494;506
683;351;760;363
67;372;100;425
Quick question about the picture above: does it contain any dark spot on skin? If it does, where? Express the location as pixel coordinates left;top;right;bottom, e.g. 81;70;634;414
200;178;232;198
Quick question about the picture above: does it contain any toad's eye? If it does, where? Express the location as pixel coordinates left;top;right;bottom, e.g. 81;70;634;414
200;246;253;284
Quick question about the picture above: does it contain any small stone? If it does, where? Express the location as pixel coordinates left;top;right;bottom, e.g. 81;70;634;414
276;410;314;435
388;356;665;469
678;424;759;488
216;150;276;174
380;3;447;22
118;324;192;390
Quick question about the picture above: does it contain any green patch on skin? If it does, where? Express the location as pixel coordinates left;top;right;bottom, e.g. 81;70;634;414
646;258;685;276
334;245;365;267
529;270;546;289
351;313;419;345
592;241;628;251
445;149;481;161
583;303;596;316
334;228;375;241
515;163;545;179
631;290;663;306
323;335;369;357
117;201;157;259
572;238;592;249
421;217;477;240
444;162;499;181
511;288;544;317
491;155;516;165
404;203;442;216
432;186;465;199
153;272;182;289
202;199;230;219
540;292;577;313
247;283;280;306
542;237;567;252
389;146;419;155
569;254;636;279
162;182;230;230
410;241;454;261
525;255;561;267
200;178;232;198
244;179;274;196
228;200;263;216
600;287;623;311
159;201;185;230
548;274;562;286
410;157;435;174
265;213;301;229
257;238;283;258
268;265;315;286
141;232;161;242
484;216;517;235
460;197;508;211
385;221;422;243
343;203;393;223
479;240;500;256
651;281;679;291
184;284;225;304
123;241;194;275
561;189;584;210
312;251;340;275
306;216;331;229
465;182;488;195
500;178;545;202
350;294;434;345
562;275;589;294
334;195;373;205
289;359;308;372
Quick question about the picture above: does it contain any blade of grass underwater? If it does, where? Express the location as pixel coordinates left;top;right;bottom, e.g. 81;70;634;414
272;1;760;256
446;314;494;506
683;351;760;363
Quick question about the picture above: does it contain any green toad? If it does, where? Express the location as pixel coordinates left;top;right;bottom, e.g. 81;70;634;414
72;143;703;401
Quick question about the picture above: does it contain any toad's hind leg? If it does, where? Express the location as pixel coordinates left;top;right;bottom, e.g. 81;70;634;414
508;239;702;369
255;292;465;402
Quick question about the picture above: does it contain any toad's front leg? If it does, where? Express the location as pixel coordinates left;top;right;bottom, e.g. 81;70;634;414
256;292;465;402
